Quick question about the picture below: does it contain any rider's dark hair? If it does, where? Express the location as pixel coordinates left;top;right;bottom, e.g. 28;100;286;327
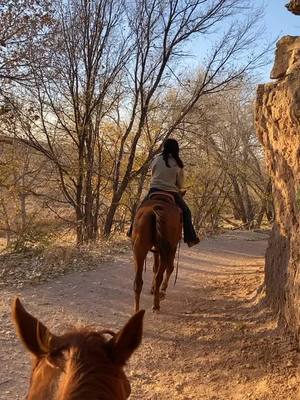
162;138;184;168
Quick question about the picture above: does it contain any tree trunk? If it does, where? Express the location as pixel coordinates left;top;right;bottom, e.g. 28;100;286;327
19;193;27;232
229;175;247;224
240;180;255;227
130;168;148;225
103;192;121;238
255;205;265;228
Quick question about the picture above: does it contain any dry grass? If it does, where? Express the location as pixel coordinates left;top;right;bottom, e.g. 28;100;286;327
0;232;131;289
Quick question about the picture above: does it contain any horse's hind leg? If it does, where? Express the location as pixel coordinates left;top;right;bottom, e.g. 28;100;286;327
160;248;177;299
150;252;159;294
160;265;174;299
133;246;147;312
153;263;165;311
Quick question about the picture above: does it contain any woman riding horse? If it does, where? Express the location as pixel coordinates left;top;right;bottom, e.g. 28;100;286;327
129;138;200;248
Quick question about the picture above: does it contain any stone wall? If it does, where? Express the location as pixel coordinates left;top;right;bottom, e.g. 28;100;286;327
255;35;300;338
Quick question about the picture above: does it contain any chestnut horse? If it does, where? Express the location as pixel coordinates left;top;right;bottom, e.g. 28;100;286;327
132;193;182;312
12;298;144;400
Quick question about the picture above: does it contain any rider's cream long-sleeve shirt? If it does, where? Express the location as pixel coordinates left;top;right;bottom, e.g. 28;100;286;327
150;154;184;193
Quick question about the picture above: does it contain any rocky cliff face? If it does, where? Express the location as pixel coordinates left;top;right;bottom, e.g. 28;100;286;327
255;35;300;337
286;0;300;15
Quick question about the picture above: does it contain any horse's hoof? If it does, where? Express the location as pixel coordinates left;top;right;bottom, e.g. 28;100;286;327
160;291;166;300
152;306;160;313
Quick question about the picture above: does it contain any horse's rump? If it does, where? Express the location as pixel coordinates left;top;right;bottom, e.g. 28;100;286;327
152;204;172;260
134;199;181;252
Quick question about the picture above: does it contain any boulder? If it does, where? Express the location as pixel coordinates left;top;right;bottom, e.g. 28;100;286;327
271;36;300;79
286;0;300;15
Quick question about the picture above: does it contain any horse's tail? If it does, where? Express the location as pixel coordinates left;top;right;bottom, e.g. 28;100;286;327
152;205;172;264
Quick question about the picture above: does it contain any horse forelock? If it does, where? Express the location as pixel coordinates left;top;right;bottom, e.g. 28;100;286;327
29;330;130;400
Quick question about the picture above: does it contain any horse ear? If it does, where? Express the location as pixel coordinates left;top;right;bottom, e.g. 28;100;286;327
110;310;145;365
12;298;55;357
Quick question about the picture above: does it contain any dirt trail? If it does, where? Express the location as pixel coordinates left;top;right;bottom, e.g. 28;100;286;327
1;231;300;400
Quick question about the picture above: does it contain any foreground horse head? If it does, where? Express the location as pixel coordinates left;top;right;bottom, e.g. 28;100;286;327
132;193;182;312
12;298;145;400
